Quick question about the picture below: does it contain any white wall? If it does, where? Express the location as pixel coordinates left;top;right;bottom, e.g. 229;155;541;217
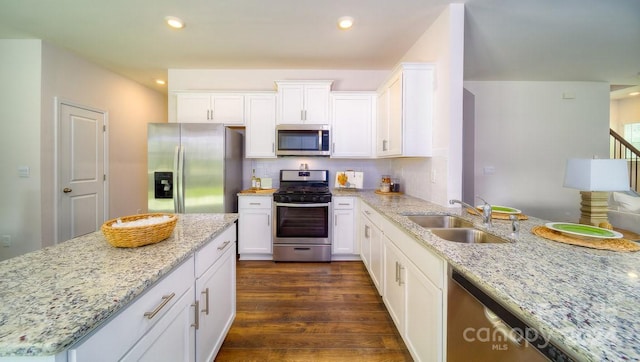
464;81;610;221
0;40;43;259
389;3;465;206
0;40;167;260
41;42;167;229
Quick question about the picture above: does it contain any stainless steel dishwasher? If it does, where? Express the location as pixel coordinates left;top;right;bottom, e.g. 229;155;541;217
447;267;578;361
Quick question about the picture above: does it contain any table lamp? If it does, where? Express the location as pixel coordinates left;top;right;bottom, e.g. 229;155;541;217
563;158;629;226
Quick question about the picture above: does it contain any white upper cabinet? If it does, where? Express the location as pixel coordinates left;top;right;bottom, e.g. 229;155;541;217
376;63;434;157
377;76;402;156
330;92;376;158
176;93;245;125
275;81;332;125
245;93;277;158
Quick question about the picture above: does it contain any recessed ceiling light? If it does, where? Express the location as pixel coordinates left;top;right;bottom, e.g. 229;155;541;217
165;16;185;29
337;16;354;30
630;91;640;96
155;79;166;85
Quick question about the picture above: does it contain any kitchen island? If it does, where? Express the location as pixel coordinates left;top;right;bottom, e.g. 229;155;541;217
346;190;639;361
0;213;238;360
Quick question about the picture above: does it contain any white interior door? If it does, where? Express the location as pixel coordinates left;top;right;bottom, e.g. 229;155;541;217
58;103;106;242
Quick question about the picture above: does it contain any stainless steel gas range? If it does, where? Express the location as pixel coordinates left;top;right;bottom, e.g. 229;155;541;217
272;170;332;262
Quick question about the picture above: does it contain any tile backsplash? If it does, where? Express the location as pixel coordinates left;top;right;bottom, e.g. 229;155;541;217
243;158;393;190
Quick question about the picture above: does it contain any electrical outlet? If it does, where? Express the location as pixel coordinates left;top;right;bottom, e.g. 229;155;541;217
1;235;11;247
483;166;496;175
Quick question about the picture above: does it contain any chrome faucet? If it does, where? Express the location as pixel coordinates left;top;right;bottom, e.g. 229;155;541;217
449;197;493;227
509;214;520;238
476;197;492;227
449;199;475;214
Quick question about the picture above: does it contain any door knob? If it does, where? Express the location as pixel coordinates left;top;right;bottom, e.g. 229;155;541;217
63;188;72;193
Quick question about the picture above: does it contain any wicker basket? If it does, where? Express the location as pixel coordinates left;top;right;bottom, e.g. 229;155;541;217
101;213;178;248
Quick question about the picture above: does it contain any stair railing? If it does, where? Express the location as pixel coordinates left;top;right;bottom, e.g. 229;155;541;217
610;128;640;192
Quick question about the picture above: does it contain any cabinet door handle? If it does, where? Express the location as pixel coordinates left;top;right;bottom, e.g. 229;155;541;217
267;215;271;227
398;264;405;286
364;210;371;215
395;262;399;283
191;300;200;330
301;110;304;121
249;202;261;205
144;293;175;319
332;142;335;153
364;225;370;238
201;288;210;315
272;142;275;152
334;215;338;226
217;240;231;250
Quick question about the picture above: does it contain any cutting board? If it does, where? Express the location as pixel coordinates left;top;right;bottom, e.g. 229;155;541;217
335;171;363;189
239;188;276;194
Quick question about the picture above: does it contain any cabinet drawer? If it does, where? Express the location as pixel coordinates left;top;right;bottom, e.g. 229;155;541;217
239;196;272;209
68;257;194;362
384;224;444;289
361;202;384;226
333;197;354;209
195;225;236;278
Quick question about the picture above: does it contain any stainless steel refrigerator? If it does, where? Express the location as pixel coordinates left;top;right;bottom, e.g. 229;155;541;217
147;123;243;213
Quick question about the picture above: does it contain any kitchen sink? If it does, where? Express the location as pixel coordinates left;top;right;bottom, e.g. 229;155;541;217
405;215;474;229
430;228;508;244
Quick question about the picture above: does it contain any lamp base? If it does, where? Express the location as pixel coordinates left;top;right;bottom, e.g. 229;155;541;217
578;191;610;226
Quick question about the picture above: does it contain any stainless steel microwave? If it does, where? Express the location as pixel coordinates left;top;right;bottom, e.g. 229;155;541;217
275;124;330;156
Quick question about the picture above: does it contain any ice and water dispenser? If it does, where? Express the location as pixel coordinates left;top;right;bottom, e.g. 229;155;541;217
154;172;173;199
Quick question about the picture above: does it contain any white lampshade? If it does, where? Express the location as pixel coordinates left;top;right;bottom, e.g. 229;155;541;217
563;158;630;191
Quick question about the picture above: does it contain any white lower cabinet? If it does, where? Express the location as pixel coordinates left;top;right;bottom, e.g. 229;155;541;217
238;195;273;260
383;237;406;329
405;258;443;361
360;215;372;268
68;224;237;362
194;230;236;362
121;285;196;362
384;236;444;361
332;196;359;260
360;202;383;295
360;200;445;362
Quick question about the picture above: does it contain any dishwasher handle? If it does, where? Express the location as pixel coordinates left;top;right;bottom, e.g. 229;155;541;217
483;307;525;347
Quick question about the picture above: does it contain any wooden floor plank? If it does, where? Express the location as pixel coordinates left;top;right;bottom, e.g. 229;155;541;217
215;260;412;361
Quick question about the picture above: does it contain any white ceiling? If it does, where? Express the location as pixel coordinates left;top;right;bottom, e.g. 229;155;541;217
1;0;639;95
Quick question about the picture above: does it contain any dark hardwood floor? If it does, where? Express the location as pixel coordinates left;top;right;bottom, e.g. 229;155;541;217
215;260;413;361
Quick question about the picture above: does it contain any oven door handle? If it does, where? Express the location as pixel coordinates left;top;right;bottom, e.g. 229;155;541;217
275;202;330;208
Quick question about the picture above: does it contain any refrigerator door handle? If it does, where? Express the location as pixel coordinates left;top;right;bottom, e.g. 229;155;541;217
178;145;186;213
173;145;180;213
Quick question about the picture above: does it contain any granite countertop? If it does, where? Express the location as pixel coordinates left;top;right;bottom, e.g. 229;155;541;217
355;190;639;361
0;213;238;357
